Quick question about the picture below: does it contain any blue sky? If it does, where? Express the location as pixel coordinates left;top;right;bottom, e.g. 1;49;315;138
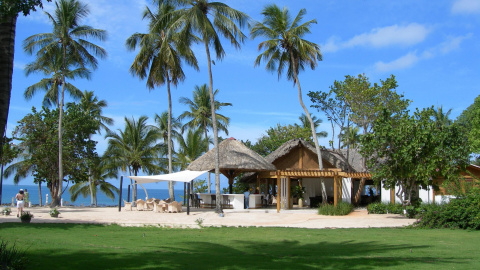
5;0;480;190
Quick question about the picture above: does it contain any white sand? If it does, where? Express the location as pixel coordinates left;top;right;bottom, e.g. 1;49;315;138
0;206;415;229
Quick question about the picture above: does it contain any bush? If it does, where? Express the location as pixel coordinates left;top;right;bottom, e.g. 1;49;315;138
415;189;480;230
367;202;404;214
318;202;353;216
0;240;28;270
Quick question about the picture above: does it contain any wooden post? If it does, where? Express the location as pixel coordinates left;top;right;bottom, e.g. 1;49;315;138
276;175;281;213
287;177;291;209
390;188;395;204
334;176;338;207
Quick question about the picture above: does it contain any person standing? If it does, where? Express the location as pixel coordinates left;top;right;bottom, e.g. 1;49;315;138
24;189;30;208
15;189;25;217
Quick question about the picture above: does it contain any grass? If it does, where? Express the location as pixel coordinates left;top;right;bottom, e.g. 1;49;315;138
0;223;479;269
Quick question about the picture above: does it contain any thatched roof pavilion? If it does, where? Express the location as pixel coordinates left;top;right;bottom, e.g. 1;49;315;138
187;137;276;193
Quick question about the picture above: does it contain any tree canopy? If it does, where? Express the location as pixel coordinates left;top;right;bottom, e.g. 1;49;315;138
457;94;480;156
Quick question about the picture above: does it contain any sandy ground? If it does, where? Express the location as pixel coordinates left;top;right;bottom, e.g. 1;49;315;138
0;206;416;229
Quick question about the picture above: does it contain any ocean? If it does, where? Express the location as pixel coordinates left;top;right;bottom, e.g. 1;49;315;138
0;184;187;207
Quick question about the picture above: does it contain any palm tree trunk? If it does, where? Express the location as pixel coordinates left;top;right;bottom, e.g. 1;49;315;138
204;39;222;214
204;124;211;193
88;168;94;206
166;74;175;200
38;181;42;206
290;53;327;203
353;126;368;205
0;15;16;145
55;44;68;207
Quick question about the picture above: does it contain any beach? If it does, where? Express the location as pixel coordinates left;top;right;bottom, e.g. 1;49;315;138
0;206;415;229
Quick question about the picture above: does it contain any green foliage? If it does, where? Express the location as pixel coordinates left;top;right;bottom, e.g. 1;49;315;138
2;207;11;215
19;211;33;221
0;0;50;18
251;124;314;156
222;178;249;194
367;202;404;214
193;179;208;194
457;94;480;156
415;189;480;230
0;240;28;270
291;185;305;200
49;208;60;217
318;202;354;216
361;107;470;206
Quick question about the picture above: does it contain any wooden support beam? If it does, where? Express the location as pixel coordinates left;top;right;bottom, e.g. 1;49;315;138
276;175;281;213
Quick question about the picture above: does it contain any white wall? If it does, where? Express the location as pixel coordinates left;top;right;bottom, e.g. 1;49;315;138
342;178;352;203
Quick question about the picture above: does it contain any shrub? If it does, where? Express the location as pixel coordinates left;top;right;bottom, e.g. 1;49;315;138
367;202;404;214
2;207;11;216
49;208;60;217
0;240;28;270
318;202;353;216
19;212;33;222
415;189;480;230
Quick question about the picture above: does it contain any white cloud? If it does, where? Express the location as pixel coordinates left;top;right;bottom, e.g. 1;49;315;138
374;52;419;73
452;0;480;14
14;61;26;70
322;23;430;53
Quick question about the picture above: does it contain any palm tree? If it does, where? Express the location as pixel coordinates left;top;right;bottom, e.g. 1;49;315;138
179;84;231;193
23;0;106;206
433;106;452;128
251;5;325;202
24;44;87;108
69;156;118;206
299;113;327;139
176;127;209;170
67;90;113;206
154;111;182;152
171;0;248;213
340;126;360;149
126;1;198;200
104;116;163;201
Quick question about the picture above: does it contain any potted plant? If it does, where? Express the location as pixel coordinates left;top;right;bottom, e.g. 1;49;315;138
291;185;305;208
49;208;60;218
2;207;11;216
19;212;33;223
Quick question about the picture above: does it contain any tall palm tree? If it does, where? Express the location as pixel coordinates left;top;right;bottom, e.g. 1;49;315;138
251;5;325;202
176;127;209;170
154;111;182;151
179;84;231;193
299;113;327;139
433;106;452;128
104;116;163;201
340;126;360;149
67;90;113;206
69;156;118;206
23;0;106;206
171;0;248;213
126;1;198;200
24;44;87;108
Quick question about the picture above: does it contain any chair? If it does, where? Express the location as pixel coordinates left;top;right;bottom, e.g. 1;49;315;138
123;200;132;211
145;198;155;210
154;200;167;213
222;195;232;209
136;199;146;211
271;196;277;205
210;195;216;208
176;201;183;213
167;201;179;213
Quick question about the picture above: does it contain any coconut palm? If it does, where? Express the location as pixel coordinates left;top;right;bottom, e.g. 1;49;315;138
67;90;113;206
179;84;231;193
104;116;163;201
251;5;325;201
299;113;327;139
176;127;210;170
170;0;248;213
154;111;182;151
340;126;360;149
23;0;107;206
126;1;198;200
69;156;118;206
433;106;452;128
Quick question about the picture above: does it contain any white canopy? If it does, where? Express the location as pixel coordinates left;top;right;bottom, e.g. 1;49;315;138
127;170;209;184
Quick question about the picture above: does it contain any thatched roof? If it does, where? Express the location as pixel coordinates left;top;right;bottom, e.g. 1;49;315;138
187;138;276;172
264;138;364;172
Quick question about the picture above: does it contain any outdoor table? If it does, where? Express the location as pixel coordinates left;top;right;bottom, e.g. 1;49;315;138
223;194;245;209
249;194;264;209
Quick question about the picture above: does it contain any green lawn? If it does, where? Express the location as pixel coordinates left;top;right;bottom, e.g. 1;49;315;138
1;223;478;269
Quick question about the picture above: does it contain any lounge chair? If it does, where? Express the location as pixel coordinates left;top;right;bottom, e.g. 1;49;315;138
136;199;146;211
123;200;132;211
167;201;179;213
154;200;167;213
176;201;183;213
145;198;155;210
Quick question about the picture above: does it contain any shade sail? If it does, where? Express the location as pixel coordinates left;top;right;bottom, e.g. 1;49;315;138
128;170;209;184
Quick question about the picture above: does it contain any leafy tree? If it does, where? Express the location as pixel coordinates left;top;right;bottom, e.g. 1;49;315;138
104;116;163;202
23;0;106;206
67;90;113;206
69;156;118;206
252;124;314;157
12;105;98;206
179;84;231;193
360;107;470;206
126;1;198;200
0;136;20;204
171;0;248;213
0;0;51;144
457;94;480;156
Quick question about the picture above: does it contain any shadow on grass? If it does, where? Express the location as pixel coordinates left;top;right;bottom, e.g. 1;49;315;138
0;224;469;270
